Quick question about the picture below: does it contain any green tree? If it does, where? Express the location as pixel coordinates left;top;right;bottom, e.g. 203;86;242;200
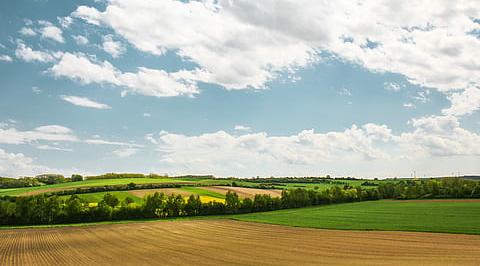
225;191;240;213
102;193;119;208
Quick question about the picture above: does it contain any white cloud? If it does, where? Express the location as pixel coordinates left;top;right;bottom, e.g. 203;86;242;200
234;125;251;132
32;86;41;94
50;53;199;97
40;24;64;43
0;55;12;62
337;87;352;96
148;124;392;175
403;103;414;108
118;67;199;97
399;115;480;157
73;0;317;90
15;43;55;63
413;90;430;103
145;116;480;176
0;148;54;177
73;35;89;45
19;27;36;36
84;139;143;147
36;145;73;152
384;82;401;92
50;52;119;84
111;148;138;158
143;113;151;117
102;35;125;58
0;124;77;144
58;16;73;28
442;87;480;116
61;95;111;109
72;0;480;115
0;123;145;156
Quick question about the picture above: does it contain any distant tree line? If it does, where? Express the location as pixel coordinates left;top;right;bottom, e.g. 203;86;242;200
0;173;216;189
0;177;478;226
49;183;185;196
0;174;70;188
377;178;480;199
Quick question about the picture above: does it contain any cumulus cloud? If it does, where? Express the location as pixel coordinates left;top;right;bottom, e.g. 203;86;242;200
111;148;138;158
50;52;199;97
442;87;480;116
399;115;480;157
19;27;36;36
102;35;125;58
61;95;111;109
234;125;251;132
0;55;12;62
40;23;64;43
0;148;54;177
147;124;393;175
145;116;480;176
73;35;89;45
15;43;55;63
50;52;119;84
72;0;480;115
384;82;401;92
58;16;73;28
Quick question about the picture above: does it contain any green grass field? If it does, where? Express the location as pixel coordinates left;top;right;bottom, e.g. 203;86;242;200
234;200;480;234
0;178;200;196
179;187;226;199
56;186;226;204
59;191;143;204
0;177;382;197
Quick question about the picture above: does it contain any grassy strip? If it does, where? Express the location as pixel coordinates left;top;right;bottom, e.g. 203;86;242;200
232;200;480;235
180;187;226;199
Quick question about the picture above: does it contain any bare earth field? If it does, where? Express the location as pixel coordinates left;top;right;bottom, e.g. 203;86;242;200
128;188;192;198
201;186;283;198
1;220;480;266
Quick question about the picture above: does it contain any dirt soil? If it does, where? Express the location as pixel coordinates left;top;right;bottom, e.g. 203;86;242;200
201;186;283;198
128;188;191;198
1;220;480;266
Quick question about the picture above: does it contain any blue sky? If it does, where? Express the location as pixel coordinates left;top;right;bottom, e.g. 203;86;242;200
0;0;479;178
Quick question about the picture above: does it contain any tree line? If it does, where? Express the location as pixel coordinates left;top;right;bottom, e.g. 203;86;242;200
0;177;478;226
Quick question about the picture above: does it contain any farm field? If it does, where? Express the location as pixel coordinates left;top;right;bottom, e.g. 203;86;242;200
60;186;283;204
202;186;283;198
0;177;381;197
234;199;480;234
1;219;480;266
0;178;202;196
58;191;143;205
128;187;226;203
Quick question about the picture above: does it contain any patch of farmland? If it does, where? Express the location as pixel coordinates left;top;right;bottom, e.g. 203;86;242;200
0;178;196;197
128;188;192;198
1;220;480;265
128;188;225;203
201;186;283;199
235;199;480;234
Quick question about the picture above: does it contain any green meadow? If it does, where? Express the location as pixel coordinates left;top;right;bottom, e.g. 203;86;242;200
0;177;197;196
234;200;480;234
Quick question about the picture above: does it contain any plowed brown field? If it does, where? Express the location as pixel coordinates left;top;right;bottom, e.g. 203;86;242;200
201;186;283;198
1;220;480;266
128;188;191;198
